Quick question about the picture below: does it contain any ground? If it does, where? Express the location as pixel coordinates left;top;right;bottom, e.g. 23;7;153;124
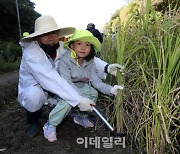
0;71;133;154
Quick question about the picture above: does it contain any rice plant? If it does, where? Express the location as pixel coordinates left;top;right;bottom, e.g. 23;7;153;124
101;0;180;153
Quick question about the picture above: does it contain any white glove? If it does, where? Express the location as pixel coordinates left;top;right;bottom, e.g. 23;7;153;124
78;98;96;112
107;64;124;76
110;85;124;95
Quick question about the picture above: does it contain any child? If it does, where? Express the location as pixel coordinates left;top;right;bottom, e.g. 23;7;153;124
43;29;123;142
58;30;123;125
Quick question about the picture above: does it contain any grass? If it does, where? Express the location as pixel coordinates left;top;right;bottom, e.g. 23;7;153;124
0;59;20;74
101;0;180;153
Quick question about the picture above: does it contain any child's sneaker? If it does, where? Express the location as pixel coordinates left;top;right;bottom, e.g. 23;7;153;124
43;122;57;142
73;115;94;128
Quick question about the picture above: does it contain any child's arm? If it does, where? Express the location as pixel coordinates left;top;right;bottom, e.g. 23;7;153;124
89;64;113;96
90;63;124;96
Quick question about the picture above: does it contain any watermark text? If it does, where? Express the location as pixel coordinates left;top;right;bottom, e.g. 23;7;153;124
76;136;125;149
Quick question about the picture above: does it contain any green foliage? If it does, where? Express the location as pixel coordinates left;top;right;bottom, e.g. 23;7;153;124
105;1;141;34
103;0;180;35
0;0;40;41
0;0;40;73
0;40;22;62
0;59;20;73
101;0;179;153
153;0;180;12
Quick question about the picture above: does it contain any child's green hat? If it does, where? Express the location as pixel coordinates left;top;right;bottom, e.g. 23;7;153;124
65;29;101;52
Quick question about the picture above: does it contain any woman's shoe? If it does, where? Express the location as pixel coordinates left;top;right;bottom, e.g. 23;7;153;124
27;123;39;138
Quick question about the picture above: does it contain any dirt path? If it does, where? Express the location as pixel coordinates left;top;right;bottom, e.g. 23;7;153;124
0;71;133;154
0;70;19;85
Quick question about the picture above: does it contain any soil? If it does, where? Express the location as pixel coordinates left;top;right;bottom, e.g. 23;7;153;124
0;71;134;154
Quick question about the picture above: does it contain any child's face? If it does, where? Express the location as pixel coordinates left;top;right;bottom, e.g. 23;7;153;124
70;41;91;58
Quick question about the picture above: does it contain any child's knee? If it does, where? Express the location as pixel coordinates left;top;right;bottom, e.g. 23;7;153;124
91;88;98;97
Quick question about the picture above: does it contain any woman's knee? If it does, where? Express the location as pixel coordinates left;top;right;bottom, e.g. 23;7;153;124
18;86;47;112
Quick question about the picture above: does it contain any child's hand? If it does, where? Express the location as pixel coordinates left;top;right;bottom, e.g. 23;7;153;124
110;85;124;95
